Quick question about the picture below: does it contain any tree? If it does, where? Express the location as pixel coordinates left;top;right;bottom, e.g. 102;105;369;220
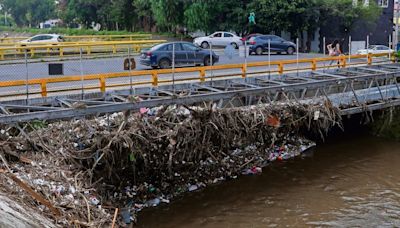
317;0;382;35
134;0;154;32
0;0;56;27
184;2;209;32
150;0;185;32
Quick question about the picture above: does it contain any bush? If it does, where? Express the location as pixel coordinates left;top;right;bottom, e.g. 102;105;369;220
0;26;148;36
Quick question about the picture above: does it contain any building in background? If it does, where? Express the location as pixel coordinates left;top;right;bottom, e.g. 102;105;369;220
318;0;394;53
39;19;61;29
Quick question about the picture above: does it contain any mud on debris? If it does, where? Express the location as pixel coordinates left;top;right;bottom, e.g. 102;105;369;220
0;102;341;226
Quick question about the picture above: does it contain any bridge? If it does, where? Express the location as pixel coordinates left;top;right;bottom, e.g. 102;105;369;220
0;54;399;124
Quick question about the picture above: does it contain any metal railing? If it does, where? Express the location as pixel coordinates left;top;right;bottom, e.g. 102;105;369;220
0;34;152;43
0;40;167;60
0;53;393;99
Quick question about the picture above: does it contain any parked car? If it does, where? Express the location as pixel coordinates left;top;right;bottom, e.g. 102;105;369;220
357;45;394;55
139;42;219;69
241;33;262;44
19;34;64;45
193;32;242;49
248;35;296;55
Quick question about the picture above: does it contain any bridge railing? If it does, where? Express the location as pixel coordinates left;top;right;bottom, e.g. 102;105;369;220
0;53;393;99
0;40;167;60
0;34;153;43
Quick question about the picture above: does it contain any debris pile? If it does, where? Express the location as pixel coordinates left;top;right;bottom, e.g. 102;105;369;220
0;102;341;225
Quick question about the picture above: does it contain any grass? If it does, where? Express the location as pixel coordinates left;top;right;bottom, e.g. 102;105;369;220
0;26;150;36
0;26;193;39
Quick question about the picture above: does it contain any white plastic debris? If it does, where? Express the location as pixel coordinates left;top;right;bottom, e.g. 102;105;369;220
188;185;198;192
89;196;100;205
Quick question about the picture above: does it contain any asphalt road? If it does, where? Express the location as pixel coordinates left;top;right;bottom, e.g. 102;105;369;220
0;51;326;80
0;51;373;100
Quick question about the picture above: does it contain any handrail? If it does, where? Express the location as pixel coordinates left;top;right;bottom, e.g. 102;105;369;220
0;40;167;59
0;40;166;50
0;34;152;43
0;53;393;98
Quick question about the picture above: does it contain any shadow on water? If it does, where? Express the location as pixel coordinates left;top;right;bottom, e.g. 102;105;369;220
137;113;400;227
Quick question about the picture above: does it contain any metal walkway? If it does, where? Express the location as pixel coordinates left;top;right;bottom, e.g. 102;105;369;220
1;63;400;124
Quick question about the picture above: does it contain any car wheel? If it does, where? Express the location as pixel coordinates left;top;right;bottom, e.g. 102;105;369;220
158;58;171;69
255;47;263;55
231;42;238;49
287;47;295;55
201;41;209;49
204;56;213;66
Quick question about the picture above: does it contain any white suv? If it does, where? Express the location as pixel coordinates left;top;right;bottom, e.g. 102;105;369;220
19;34;64;45
193;32;242;49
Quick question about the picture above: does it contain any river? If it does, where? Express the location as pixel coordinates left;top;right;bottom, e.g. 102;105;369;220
137;132;400;227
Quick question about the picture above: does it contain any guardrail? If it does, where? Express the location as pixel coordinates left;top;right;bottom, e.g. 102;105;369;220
0;40;167;60
0;34;153;43
0;53;393;98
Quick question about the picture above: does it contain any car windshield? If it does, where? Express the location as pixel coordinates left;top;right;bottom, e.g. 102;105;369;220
368;45;377;49
150;43;166;51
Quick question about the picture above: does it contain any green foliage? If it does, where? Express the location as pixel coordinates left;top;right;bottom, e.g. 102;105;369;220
370;108;400;141
0;0;386;37
317;0;381;33
184;2;209;32
30;120;47;130
0;0;56;27
0;26;147;36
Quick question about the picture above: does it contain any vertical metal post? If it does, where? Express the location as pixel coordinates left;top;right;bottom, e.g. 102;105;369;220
244;40;247;79
296;38;299;75
323;36;326;72
79;48;84;99
366;35;369;64
395;5;399;49
24;50;29;102
209;42;213;84
172;43;175;92
389;35;392;61
268;39;271;80
348;36;351;63
128;47;133;94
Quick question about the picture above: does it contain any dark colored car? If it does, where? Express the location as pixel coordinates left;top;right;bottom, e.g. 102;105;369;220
139;42;219;69
248;35;296;55
241;33;262;44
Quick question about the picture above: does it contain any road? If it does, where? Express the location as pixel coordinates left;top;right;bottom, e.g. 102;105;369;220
0;51;326;80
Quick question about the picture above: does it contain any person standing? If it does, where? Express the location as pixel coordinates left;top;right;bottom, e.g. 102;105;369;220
327;40;342;66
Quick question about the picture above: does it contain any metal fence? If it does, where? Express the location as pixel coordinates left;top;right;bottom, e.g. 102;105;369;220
0;35;394;102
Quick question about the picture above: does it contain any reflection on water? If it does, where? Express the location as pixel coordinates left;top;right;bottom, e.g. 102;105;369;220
137;135;400;227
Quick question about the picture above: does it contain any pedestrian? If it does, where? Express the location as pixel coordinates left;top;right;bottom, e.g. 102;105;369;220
327;39;342;66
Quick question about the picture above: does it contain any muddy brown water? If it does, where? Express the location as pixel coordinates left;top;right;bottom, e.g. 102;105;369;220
137;134;400;227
